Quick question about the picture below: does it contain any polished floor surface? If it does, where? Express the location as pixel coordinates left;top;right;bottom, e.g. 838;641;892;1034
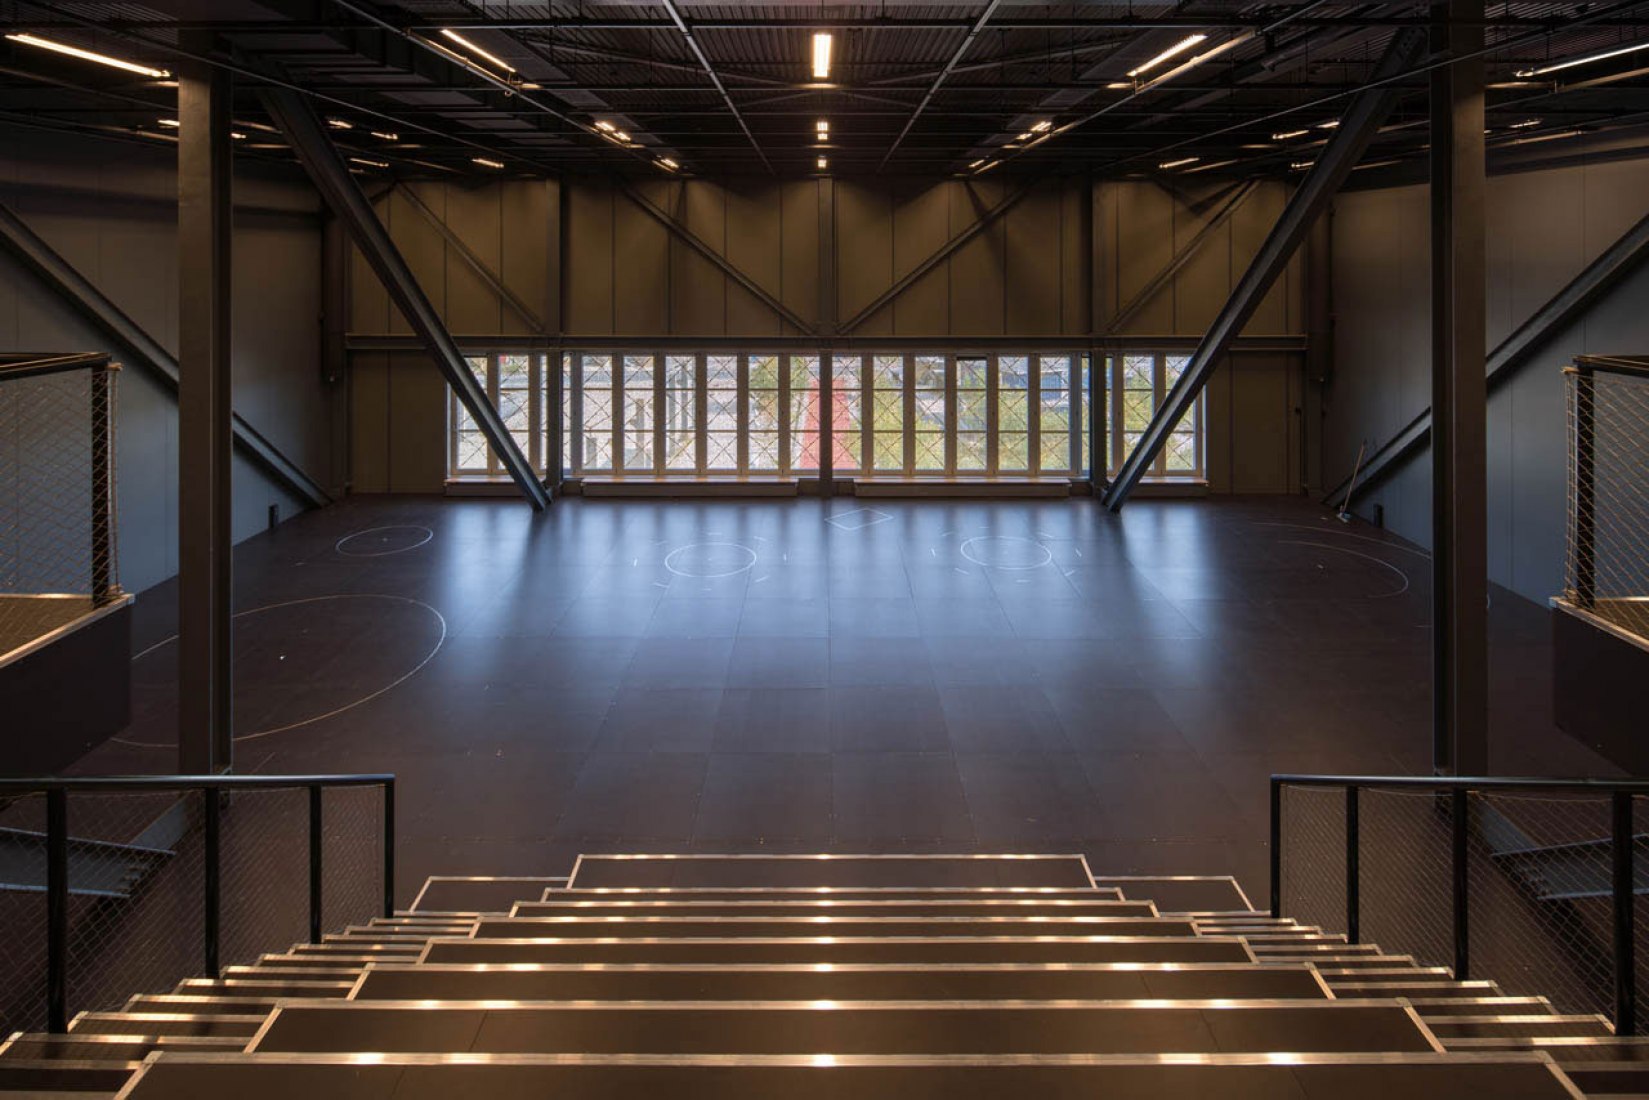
71;494;1615;904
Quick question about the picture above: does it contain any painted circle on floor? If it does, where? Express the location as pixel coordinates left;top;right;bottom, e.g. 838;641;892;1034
336;525;434;557
663;542;758;578
959;535;1054;571
1274;539;1411;599
114;594;446;749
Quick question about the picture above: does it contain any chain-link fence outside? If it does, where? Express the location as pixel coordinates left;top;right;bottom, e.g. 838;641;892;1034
0;781;387;1035
1565;356;1649;640
1279;781;1641;1026
0;354;119;658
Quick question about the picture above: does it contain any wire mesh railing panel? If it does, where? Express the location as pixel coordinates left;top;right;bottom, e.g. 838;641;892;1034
219;789;308;967
1565;363;1649;640
63;790;206;1018
1278;784;1346;936
321;785;385;933
0;792;49;1032
1468;791;1614;1017
1358;788;1455;971
1635;795;1648;1028
0;360;118;657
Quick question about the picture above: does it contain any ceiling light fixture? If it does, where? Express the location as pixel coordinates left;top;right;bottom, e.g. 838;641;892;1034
439;28;516;74
1289;160;1316;170
1184;158;1240;173
1137;34;1247;91
968;159;985;169
326;118;352;130
812;33;833;79
1158;156;1199;169
1106;82;1131;89
158;117;180;128
1509;117;1541;129
1126;34;1208;78
975;159;1000;173
1272;128;1308;140
350;157;389;169
595;120;616;132
658;157;679;170
1030;119;1053;132
370;130;399;141
4;33;170;78
472;156;505;168
1517;39;1649;78
817;155;828;169
1317;120;1340;129
1505;128;1584;145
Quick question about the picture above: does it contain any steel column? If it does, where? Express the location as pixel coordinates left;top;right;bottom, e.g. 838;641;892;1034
1102;26;1426;511
177;48;234;775
1430;0;1488;777
259;87;548;510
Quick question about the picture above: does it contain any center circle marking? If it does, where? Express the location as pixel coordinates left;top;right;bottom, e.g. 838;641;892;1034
959;535;1053;571
663;542;759;578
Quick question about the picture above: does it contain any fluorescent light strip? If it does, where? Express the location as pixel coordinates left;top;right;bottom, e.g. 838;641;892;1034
1127;34;1207;78
1137;34;1247;92
440;29;517;74
1517;39;1649;78
1158;156;1199;169
5;33;170;78
472;156;505;168
658;157;679;170
812;33;833;79
1272;128;1309;140
816;155;828;169
350;157;389;169
1184;158;1240;173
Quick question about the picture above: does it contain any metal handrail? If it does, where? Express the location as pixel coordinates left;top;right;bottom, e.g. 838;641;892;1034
6;772;394;1033
1271;772;1639;1035
0;351;113;382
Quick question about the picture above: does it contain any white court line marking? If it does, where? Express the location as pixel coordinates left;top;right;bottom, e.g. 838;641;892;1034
116;594;447;748
1252;521;1431;560
663;542;758;578
959;535;1054;572
1278;540;1411;599
334;525;433;558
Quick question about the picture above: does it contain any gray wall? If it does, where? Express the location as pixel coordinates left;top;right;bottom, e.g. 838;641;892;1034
0;128;336;595
1325;157;1649;604
349;174;1310;496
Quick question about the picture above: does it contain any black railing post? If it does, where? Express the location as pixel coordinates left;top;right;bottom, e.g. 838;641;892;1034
1614;790;1636;1036
1270;778;1283;918
203;788;221;978
382;779;396;918
1346;785;1361;945
1572;364;1597;609
45;788;68;1034
1452;785;1470;980
308;785;323;944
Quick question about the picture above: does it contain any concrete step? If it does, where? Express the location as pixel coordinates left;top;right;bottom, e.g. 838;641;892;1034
541;887;1129;903
298;940;425;953
470;915;1197;940
1262;954;1419;969
351;961;1332;1004
567;855;1095;890
0;1035;242;1063
66;1014;263;1040
0;1060;133;1095
411;876;570;913
249;999;1436;1056
422;934;1256;967
507;899;1159;919
117;1051;1585;1100
1428;1015;1614;1041
1410;997;1556;1017
1093;875;1254;913
1330;980;1505;999
126;994;286;1016
175;978;354;998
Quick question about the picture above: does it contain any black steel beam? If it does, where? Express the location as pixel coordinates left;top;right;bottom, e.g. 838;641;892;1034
1102;26;1427;511
879;0;1003;170
391;183;546;334
838;178;1042;334
1325;204;1649;509
619;183;814;334
655;0;771;171
1430;0;1488;777
260;85;549;509
1105;181;1260;334
176;46;234;774
0;201;332;508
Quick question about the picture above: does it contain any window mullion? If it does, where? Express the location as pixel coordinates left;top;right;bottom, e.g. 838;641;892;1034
986;352;1000;476
778;355;793;479
944;354;958;478
1028;353;1042;478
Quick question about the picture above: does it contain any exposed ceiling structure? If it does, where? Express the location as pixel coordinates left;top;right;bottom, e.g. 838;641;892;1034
3;0;1648;183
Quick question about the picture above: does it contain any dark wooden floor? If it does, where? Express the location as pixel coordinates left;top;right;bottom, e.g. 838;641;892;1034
69;494;1616;905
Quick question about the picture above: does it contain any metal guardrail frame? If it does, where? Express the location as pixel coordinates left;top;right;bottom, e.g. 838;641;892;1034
1271;772;1649;1035
0;773;394;1034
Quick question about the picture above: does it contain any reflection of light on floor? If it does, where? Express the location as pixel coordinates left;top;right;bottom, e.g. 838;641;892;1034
115;594;447;748
662;542;758;578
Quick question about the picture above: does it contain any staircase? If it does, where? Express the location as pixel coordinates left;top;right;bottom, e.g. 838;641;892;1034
0;853;1639;1098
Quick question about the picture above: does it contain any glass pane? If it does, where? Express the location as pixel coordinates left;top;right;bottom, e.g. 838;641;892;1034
1040;432;1070;474
832;356;862;473
747;355;780;474
705;354;738;471
1037;355;1071;477
999;433;1028;471
1165;354;1190;389
560;355;572;473
1123;391;1154;431
789;355;820;472
956;431;987;472
1166;430;1198;472
1123;354;1153;389
623;352;654;473
956;358;988;391
582;352;613;472
914;432;945;472
997;356;1029;470
664;355;697;472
